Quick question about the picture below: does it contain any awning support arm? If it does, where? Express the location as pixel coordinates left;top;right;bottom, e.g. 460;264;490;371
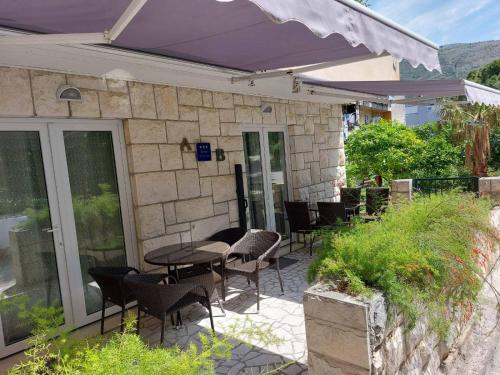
306;87;389;103
0;0;148;45
231;53;389;84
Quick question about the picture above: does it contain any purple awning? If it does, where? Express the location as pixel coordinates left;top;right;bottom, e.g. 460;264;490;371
0;0;440;72
303;79;500;107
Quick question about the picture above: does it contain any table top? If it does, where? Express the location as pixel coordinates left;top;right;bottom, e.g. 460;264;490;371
143;240;231;267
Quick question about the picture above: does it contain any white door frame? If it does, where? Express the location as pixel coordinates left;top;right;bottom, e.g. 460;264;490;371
48;120;137;326
0;121;72;358
241;124;293;236
0;118;137;357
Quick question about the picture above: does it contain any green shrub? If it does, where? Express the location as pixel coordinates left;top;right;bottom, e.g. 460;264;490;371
345;120;465;186
9;317;232;375
4;304;282;375
308;194;497;335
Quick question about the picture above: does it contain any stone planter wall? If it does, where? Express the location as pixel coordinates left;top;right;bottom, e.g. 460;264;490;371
304;209;500;375
0;66;346;268
391;177;500;204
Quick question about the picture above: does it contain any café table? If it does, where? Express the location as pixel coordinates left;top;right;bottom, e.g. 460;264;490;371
144;240;231;325
144;240;231;276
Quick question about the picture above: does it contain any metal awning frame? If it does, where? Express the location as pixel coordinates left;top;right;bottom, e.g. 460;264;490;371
230;53;389;84
0;0;149;45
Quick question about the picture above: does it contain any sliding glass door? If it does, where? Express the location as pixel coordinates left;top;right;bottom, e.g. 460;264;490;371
242;126;291;239
0;120;135;357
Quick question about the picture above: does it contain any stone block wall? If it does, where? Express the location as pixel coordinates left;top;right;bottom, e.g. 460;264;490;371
479;176;500;202
304;210;499;375
0;66;345;267
390;179;412;202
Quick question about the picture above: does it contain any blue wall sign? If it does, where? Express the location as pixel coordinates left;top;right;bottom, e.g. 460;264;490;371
196;143;212;161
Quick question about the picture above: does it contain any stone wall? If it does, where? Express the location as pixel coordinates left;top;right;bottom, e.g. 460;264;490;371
479;177;500;202
392;177;500;204
390;179;412;202
0;66;345;267
304;209;499;375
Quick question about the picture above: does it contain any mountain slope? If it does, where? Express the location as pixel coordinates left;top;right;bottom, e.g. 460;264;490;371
400;40;500;80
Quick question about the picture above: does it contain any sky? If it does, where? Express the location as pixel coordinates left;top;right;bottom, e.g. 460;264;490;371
370;0;500;46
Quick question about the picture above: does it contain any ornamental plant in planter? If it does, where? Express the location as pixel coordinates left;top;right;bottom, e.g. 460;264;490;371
304;194;499;375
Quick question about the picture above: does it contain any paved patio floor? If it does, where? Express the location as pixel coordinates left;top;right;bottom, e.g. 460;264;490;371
136;247;312;375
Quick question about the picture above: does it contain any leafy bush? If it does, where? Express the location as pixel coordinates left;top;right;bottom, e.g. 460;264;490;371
308;194;497;336
9;317;232;375
490;125;500;175
3;301;282;375
345;120;465;185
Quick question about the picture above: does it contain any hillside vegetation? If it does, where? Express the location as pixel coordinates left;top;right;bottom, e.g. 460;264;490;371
401;40;500;80
466;59;500;89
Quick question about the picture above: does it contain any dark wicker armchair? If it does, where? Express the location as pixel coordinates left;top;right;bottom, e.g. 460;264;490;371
208;226;247;264
88;266;141;334
208;227;247;246
124;273;214;345
317;202;349;227
223;230;282;311
284;201;317;256
340;187;361;216
366;187;390;216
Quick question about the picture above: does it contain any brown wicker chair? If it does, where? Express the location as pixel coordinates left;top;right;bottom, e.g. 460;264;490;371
223;230;282;311
366;187;390;216
88;266;143;334
124;273;214;345
317;202;350;227
284;201;317;256
340;187;361;216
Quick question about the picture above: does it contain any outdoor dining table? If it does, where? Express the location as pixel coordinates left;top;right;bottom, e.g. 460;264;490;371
143;240;231;279
143;240;230;327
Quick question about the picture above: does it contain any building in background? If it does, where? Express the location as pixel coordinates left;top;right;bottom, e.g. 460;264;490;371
405;102;440;127
304;55;405;139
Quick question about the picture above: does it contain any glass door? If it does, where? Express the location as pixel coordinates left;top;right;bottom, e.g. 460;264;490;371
266;132;290;236
0;120;135;358
49;122;135;326
242;126;291;239
0;124;72;357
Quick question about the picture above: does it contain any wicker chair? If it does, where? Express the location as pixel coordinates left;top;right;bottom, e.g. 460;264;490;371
366;187;390;216
88;266;143;334
340;187;361;216
208;227;247;246
284;201;317;256
223;230;282;311
174;227;247;302
317;202;349;227
124;273;214;345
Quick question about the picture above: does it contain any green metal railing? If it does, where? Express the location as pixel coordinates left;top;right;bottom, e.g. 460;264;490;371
412;177;480;196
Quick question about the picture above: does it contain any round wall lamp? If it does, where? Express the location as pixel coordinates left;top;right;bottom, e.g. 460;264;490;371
57;85;82;102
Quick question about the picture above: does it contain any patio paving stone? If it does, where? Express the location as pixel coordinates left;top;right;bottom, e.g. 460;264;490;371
138;248;312;374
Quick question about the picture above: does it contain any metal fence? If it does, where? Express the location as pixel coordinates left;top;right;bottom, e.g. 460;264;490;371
412;177;480;196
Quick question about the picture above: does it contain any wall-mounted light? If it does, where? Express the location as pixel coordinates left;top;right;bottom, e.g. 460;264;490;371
57;85;82;102
261;104;273;113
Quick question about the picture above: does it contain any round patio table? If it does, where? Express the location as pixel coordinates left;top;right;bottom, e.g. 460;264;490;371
144;240;230;268
144;240;230;327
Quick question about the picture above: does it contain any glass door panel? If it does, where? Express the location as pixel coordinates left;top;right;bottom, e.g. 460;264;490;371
0;131;63;346
267;132;290;238
242;127;291;237
62;131;127;315
243;132;267;230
